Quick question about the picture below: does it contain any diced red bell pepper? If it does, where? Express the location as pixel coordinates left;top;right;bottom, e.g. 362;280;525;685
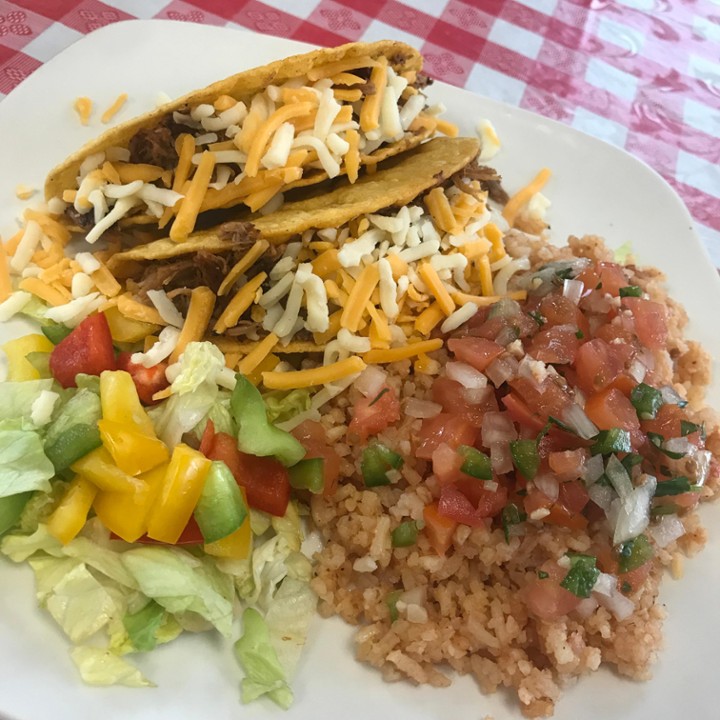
117;352;169;405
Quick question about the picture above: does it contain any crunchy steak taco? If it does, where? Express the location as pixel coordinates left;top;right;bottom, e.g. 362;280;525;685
103;136;529;395
46;41;455;245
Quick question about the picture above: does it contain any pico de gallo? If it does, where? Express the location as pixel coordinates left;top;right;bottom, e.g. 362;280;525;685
342;254;717;622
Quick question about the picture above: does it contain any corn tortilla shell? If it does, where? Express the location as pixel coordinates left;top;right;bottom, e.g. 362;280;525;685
107;136;480;275
46;40;425;217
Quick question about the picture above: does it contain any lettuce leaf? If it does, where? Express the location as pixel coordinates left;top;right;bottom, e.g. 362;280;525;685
234;607;293;709
263;389;311;425
0;523;63;561
70;646;153;688
121;546;235;637
0;427;55;498
0;379;54;424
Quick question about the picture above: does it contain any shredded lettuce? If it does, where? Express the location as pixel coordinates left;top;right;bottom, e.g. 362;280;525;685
234;607;293;709
170;342;226;395
122;546;235;637
263;389;312;425
70;646;153;688
0;428;55;497
0;379;54;424
123;600;167;652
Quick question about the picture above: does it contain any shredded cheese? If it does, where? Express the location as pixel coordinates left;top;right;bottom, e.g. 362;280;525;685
359;57;388;132
218;239;269;297
170;151;216;241
344;129;360;184
452;290;528;306
503;168;552;227
214;272;267;334
236;333;279;376
425;187;459;234
170;286;216;362
262;356;366;390
74;97;92;125
101;93;128;123
418;262;455;316
19;277;71;306
0;243;11;302
117;294;165;324
363;338;443;364
341;263;380;333
15;184;35;200
414;301;444;336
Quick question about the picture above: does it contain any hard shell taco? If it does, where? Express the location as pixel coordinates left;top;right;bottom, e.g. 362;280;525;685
45;40;455;245
103;136;528;397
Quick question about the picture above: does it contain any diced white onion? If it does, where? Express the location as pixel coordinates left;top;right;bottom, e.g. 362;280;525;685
605;454;633;499
462;386;489;405
628;358;647;383
485;355;518;387
583;454;605;485
593;576;635;621
446;362;487;390
562;279;584;305
490;442;513;474
147;289;184;328
404;398;442;419
355;365;387;398
664;437;693;456
534;473;559;501
587;483;613;512
611;474;656;544
650;515;685;548
562;403;599;440
482;411;517;445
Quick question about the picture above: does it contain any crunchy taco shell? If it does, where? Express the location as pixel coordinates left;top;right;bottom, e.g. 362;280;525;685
107;136;480;276
47;40;448;244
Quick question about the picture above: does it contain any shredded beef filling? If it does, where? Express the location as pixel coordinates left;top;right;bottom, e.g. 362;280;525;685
128;115;185;169
217;221;261;253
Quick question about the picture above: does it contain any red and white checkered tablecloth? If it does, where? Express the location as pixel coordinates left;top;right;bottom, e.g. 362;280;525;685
1;0;718;264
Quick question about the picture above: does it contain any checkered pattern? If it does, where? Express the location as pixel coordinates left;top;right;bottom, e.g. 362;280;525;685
1;0;718;264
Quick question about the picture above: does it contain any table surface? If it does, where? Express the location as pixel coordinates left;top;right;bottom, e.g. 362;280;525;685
0;0;717;265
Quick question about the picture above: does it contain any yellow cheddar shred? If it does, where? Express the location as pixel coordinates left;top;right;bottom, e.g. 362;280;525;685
213;95;237;111
117;294;165;325
170;286;216;362
452;290;528;306
418;262;455;316
414;301;444;336
436;119;459;137
425;187;459;234
246;353;280;387
330;72;365;85
344;129;360;184
115;163;164;184
307;55;380;82
359;57;388;132
333;88;363;103
214;272;267;334
74;97;92;125
363;338;443;364
313;310;343;345
311;248;340;279
478;255;494;296
341;263;379;333
101;93;128;123
237;333;279;376
0;243;12;302
503;168;551;227
262;356;366;390
18;277;69;306
365;301;391;343
170;151;216;242
218;239;270;297
91;263;121;297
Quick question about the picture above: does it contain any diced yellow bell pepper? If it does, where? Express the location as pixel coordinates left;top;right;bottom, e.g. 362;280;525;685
46;476;97;545
93;462;167;543
146;444;211;544
104;305;160;343
71;446;147;494
2;334;54;381
98;419;169;476
204;487;252;558
100;370;156;437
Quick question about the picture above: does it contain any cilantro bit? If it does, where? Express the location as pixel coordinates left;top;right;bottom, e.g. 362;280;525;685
368;387;390;407
619;285;643;298
630;383;663;420
680;420;705;439
560;554;600;599
575;329;584;339
590;428;632;456
529;311;546;327
647;432;686;459
621;581;632;594
537;570;549;580
617;534;653;573
654;476;693;497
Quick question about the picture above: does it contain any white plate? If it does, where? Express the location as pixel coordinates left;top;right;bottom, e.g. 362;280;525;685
1;20;719;720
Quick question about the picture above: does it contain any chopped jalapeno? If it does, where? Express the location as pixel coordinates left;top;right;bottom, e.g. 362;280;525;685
560;553;600;598
510;439;539;480
391;520;418;547
288;457;325;494
617;533;653;573
575;329;584;339
457;445;492;480
621;581;632;594
619;285;643;297
654;476;693;497
630;383;663;420
647;432;686;459
651;503;679;516
621;453;644;473
537;570;549;579
680;420;705;439
590;428;632;456
361;442;404;487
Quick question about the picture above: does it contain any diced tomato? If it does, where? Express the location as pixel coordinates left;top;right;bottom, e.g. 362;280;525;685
502;392;546;432
641;403;701;445
557;479;590;514
622;297;668;350
524;487;588;530
574;338;628;394
437;479;506;527
49;313;116;388
347;385;401;443
465;313;537;343
117;351;169;404
423;502;457;555
199;419;215;456
432;442;465;485
539;294;586;330
204;431;290;516
584;387;641;434
447;337;505;371
508;376;574;423
619;561;652;594
548;449;588;482
528;324;579;365
291;420;341;496
432;376;498;428
577;262;629;298
524;561;581;620
415;413;478;460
